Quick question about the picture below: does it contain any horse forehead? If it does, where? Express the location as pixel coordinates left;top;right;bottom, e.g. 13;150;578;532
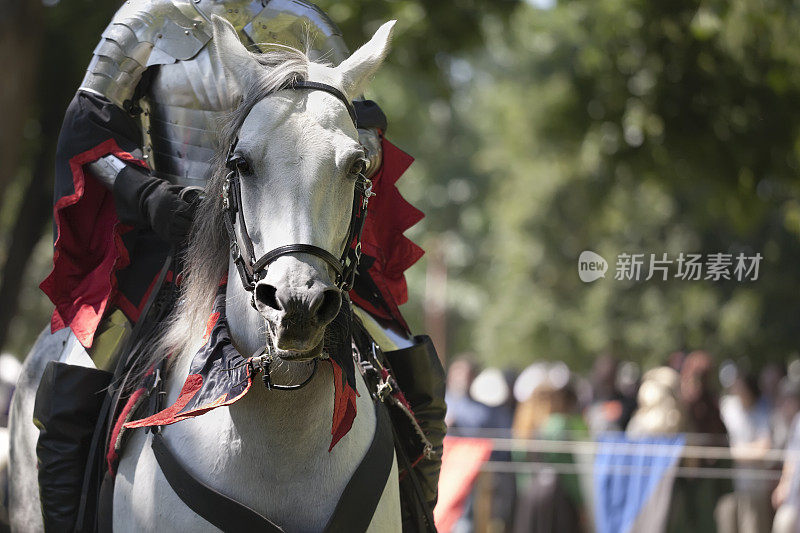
239;95;354;166
243;82;353;131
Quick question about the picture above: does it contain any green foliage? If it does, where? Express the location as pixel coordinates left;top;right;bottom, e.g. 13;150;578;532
464;0;800;368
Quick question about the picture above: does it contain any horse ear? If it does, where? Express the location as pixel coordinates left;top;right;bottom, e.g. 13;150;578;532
211;15;261;91
335;20;396;99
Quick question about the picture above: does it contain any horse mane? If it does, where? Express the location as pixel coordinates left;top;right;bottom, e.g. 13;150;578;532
140;45;314;381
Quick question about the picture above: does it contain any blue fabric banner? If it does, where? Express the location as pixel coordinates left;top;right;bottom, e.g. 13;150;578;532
593;434;685;533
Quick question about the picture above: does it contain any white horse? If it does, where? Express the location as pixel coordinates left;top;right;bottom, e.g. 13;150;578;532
10;17;402;532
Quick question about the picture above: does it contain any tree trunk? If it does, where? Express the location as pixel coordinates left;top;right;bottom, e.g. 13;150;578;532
0;156;53;352
0;0;43;202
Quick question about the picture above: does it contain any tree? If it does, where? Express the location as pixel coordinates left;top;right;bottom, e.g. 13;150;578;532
465;0;800;368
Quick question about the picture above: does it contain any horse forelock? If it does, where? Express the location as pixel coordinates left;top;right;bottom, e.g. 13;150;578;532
139;46;318;382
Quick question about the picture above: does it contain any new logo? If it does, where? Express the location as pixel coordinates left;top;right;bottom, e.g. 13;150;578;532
578;251;608;282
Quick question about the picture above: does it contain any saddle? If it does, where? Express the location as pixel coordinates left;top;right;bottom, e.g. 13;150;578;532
73;256;444;532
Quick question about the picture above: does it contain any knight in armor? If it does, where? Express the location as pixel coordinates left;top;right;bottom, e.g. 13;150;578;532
33;1;445;531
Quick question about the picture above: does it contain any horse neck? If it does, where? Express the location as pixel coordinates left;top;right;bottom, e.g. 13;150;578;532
155;279;378;530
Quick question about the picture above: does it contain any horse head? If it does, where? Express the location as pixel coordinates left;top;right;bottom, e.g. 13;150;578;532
197;16;395;361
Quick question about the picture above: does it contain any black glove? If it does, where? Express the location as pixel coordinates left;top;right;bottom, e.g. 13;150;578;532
112;164;199;245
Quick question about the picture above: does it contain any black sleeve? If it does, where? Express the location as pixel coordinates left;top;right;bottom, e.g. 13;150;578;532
112;164;195;244
55;90;196;245
53;91;145;208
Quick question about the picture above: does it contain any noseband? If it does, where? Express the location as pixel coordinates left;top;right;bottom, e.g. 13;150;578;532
222;80;374;308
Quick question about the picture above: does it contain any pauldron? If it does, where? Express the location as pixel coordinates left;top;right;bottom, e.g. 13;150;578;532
79;0;350;110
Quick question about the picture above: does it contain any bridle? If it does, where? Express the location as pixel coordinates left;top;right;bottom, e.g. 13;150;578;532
222;80;374;310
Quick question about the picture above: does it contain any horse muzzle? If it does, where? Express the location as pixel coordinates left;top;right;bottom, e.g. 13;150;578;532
253;276;342;357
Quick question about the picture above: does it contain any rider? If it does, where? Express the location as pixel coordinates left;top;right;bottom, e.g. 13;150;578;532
34;1;445;531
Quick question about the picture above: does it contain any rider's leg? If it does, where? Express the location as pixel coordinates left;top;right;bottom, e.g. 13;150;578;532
33;344;112;532
32;313;130;531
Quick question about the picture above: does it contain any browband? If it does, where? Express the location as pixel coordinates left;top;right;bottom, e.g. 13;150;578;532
285;80;358;126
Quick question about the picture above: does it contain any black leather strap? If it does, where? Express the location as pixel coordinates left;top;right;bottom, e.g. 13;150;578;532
287;80;357;125
222;80;373;296
324;401;395;532
252;244;343;278
152;433;284;533
151;401;395;532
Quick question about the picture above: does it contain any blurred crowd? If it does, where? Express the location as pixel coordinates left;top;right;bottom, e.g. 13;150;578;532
445;352;800;533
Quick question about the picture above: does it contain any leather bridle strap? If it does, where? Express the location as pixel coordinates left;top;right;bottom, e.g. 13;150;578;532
288;80;358;125
252;244;343;279
221;79;373;303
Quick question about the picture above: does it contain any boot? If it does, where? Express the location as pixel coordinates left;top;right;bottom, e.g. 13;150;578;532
384;336;447;511
33;361;112;532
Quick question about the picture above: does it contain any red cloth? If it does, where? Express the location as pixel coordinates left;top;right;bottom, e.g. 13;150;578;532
349;139;424;330
328;358;359;451
434;437;494;533
40;139;146;348
123;307;358;452
106;386;145;475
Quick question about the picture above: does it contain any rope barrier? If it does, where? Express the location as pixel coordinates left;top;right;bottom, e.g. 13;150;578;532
469;460;783;481
478;437;796;462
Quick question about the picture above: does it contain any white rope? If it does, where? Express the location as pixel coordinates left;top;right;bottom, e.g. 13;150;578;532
477;437;797;462
472;460;782;480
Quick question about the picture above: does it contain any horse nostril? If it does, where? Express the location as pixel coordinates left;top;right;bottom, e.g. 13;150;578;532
312;288;341;325
255;283;281;311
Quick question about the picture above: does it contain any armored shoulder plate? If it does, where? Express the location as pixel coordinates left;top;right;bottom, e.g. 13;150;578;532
80;0;211;109
243;0;350;64
190;0;349;63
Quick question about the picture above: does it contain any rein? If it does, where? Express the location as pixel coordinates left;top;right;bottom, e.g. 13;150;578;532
222;79;374;310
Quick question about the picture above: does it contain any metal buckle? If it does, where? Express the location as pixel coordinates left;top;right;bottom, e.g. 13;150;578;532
362;182;373;208
376;379;393;401
222;177;232;211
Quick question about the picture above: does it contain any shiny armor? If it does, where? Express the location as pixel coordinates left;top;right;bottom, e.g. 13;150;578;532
80;0;353;188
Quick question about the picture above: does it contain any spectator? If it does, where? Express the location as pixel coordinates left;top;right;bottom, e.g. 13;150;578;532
761;364;787;413
446;356;493;432
470;367;518;532
668;351;730;533
760;364;791;451
770;378;800;533
716;374;774;533
627;367;686;437
446;361;514;532
681;351;727;441
585;354;636;434
513;364;587;533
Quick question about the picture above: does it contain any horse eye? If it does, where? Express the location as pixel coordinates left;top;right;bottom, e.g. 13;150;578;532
234;157;252;175
349;157;368;177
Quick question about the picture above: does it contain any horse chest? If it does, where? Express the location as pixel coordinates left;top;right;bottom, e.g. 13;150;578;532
114;363;380;532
